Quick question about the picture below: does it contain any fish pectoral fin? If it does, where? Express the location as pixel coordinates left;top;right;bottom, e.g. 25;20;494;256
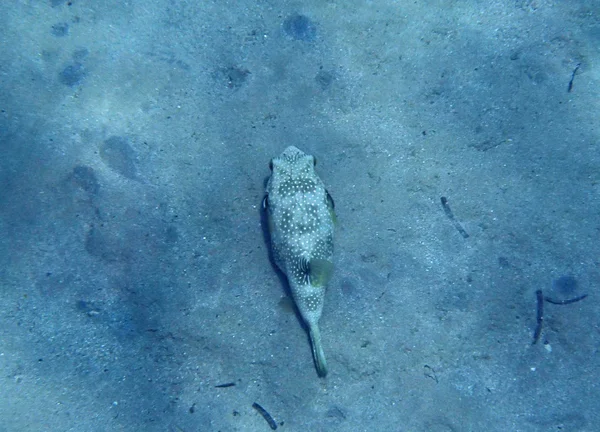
309;259;334;287
326;190;337;225
309;325;328;377
326;189;335;210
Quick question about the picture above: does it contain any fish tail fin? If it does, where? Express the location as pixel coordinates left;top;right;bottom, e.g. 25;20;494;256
309;325;328;377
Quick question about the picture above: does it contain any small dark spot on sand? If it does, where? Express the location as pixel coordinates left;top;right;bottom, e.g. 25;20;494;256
100;136;137;179
533;71;548;84
165;225;179;243
283;14;317;41
59;62;86;86
85;224;127;263
360;253;377;263
326;406;347;421
218;66;250;89
340;278;358;298
76;300;102;316
73;48;89;62
552;274;578;295
498;256;509;268
315;70;334;89
85;225;114;262
51;22;69;37
70;165;99;195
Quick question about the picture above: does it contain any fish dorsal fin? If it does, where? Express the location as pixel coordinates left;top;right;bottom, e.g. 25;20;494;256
309;259;334;287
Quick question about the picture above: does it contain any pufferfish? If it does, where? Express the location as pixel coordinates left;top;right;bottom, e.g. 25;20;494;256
263;146;336;377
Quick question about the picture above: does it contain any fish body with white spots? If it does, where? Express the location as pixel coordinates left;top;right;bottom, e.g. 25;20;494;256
263;146;336;377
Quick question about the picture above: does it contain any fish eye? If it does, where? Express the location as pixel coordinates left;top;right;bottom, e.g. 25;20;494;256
269;159;273;171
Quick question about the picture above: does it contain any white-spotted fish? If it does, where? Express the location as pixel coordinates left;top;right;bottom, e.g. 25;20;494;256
263;146;336;377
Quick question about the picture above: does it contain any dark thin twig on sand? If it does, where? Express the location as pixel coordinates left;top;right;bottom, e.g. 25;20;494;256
532;290;544;345
252;402;278;430
424;365;439;383
544;293;588;305
214;382;236;388
532;290;588;345
440;197;469;238
568;63;581;93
